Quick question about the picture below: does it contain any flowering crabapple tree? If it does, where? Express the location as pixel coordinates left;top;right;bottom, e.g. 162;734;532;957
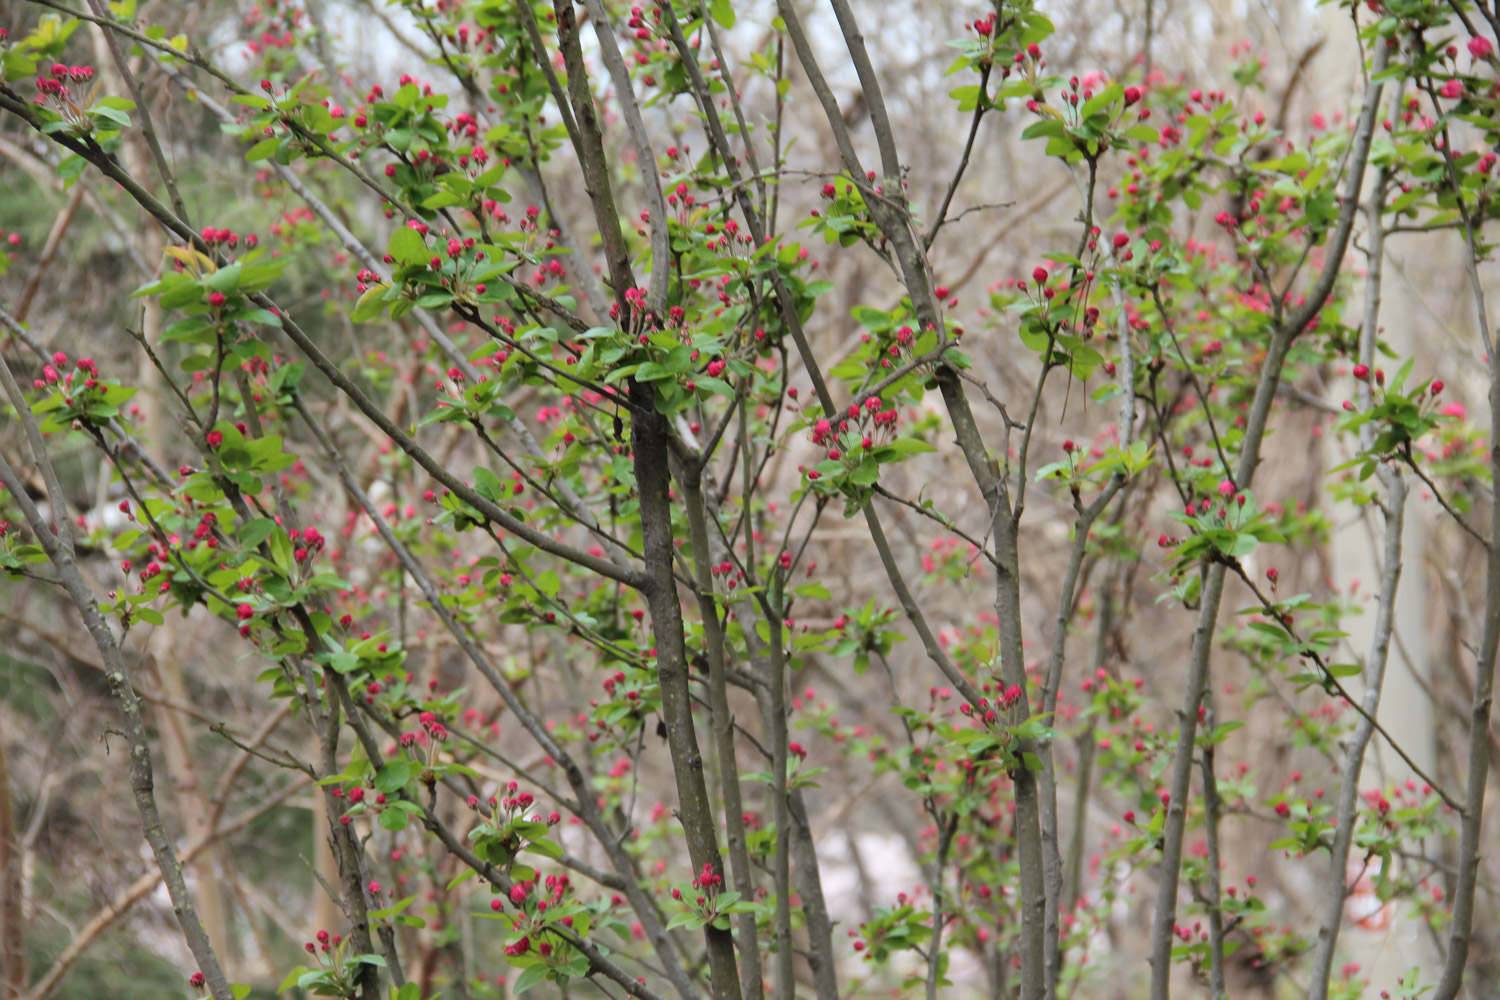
0;0;1498;998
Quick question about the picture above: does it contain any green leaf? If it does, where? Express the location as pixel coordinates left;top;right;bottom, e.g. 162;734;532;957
415;291;454;309
881;437;936;459
710;0;735;28
277;966;314;993
474;466;505;503
388;227;428;267
1207;721;1244;745
422;190;465;210
246;137;280;162
375;758;414;794
523;836;564;860
90;104;133;128
237;307;283;327
352;283;390;323
666;911;705;931
1226;533;1258;558
1021;118;1065;142
513;963;550;994
635;361;676;381
203;262;243;292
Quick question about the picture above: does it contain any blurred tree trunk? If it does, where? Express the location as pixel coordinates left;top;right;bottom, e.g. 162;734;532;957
88;16;236;968
1;739;24;999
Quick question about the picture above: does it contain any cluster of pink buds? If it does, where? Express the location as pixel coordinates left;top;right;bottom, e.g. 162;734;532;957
31;352;99;393
708;558;747;590
691;862;724;893
543;872;572;903
304;928;343;954
415;710;449;742
609;286;655;331
34;62;93;100
199;226;247;248
529;257;566;288
1362;787;1393;818
453;23;490;51
187;510;219;549
121;538;172;590
810;396;901;458
289;525;325;561
1060;74;1106;108
861;323;916;369
1079;666;1142;695
666;181;696;212
701;216;752;254
331;783;386;826
958;684;1024;725
448;110;481;141
1028;265;1060;303
626;4;661;34
468;780;540;818
600;670;630;696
